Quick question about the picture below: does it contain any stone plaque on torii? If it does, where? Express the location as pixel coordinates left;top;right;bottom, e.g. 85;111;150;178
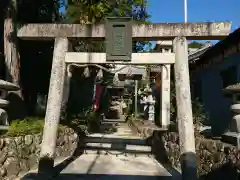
16;20;231;179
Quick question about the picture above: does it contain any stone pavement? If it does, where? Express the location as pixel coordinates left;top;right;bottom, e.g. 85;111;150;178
54;153;172;179
51;120;174;180
22;120;178;180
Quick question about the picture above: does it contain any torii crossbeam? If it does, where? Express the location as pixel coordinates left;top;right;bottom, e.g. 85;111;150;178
17;22;231;40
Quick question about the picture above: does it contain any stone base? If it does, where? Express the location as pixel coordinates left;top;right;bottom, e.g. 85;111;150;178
142;121;169;131
161;125;170;131
222;132;240;148
142;120;155;126
0;108;8;125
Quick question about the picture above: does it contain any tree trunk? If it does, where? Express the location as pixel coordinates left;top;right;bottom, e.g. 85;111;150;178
4;0;25;120
4;0;19;83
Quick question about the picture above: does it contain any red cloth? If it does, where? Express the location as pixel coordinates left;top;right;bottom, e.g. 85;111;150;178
93;84;104;111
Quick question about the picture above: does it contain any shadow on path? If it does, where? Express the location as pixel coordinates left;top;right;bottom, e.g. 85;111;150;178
21;131;176;180
22;173;175;180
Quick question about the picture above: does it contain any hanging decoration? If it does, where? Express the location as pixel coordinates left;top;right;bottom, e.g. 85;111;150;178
113;73;119;85
126;65;133;79
83;66;90;77
96;68;103;80
67;63;160;83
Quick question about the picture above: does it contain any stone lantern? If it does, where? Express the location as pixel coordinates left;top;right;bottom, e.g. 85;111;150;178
140;85;156;121
0;80;20;128
147;92;156;121
222;83;240;148
140;94;148;120
105;84;125;120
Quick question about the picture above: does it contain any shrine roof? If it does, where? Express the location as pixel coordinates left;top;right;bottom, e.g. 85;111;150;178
116;66;146;75
188;45;212;62
200;27;240;60
190;28;240;71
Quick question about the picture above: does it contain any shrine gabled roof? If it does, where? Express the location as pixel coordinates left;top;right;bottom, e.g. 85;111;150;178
200;27;240;60
188;45;212;62
116;65;146;75
189;27;240;70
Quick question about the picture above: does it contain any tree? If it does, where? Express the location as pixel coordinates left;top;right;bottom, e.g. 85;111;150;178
188;41;204;49
63;0;150;115
1;0;62;119
18;0;62;117
65;0;150;52
66;0;150;23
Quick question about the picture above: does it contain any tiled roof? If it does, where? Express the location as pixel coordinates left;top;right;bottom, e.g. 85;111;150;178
199;27;240;60
189;28;240;70
188;45;212;62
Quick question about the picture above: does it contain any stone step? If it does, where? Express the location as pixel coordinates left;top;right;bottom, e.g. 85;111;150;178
103;118;124;122
100;121;120;125
58;153;172;178
83;143;152;155
88;133;140;139
87;133;147;142
99;122;119;127
84;133;151;155
84;135;148;146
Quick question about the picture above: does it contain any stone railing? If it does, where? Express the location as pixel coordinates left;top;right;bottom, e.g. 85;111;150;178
0;127;81;179
129;120;240;179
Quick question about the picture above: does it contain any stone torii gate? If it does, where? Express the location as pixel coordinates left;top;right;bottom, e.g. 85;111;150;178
16;21;231;179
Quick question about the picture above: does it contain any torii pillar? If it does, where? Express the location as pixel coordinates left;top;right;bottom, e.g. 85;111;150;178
39;37;69;171
174;37;197;180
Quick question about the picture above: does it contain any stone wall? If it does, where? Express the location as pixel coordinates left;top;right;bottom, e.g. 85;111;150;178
130;120;240;179
0;128;81;180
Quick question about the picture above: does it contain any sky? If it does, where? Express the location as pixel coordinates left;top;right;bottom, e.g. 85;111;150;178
147;0;240;46
60;0;240;31
147;0;240;31
60;0;239;46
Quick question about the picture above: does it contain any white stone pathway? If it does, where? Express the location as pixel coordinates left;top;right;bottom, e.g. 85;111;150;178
22;122;178;180
52;122;173;180
55;153;172;179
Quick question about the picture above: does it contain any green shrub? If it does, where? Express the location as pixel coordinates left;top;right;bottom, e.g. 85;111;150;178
170;81;209;126
7;117;44;136
192;98;209;126
69;107;101;133
6;117;66;137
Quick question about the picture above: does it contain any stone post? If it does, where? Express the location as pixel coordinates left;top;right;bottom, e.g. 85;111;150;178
134;80;138;118
160;64;171;129
61;68;71;113
148;95;155;121
40;38;68;167
140;95;148;120
173;37;197;180
61;42;73;112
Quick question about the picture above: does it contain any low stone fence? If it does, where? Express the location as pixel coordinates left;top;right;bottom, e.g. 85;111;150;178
0;128;82;180
129;120;240;179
